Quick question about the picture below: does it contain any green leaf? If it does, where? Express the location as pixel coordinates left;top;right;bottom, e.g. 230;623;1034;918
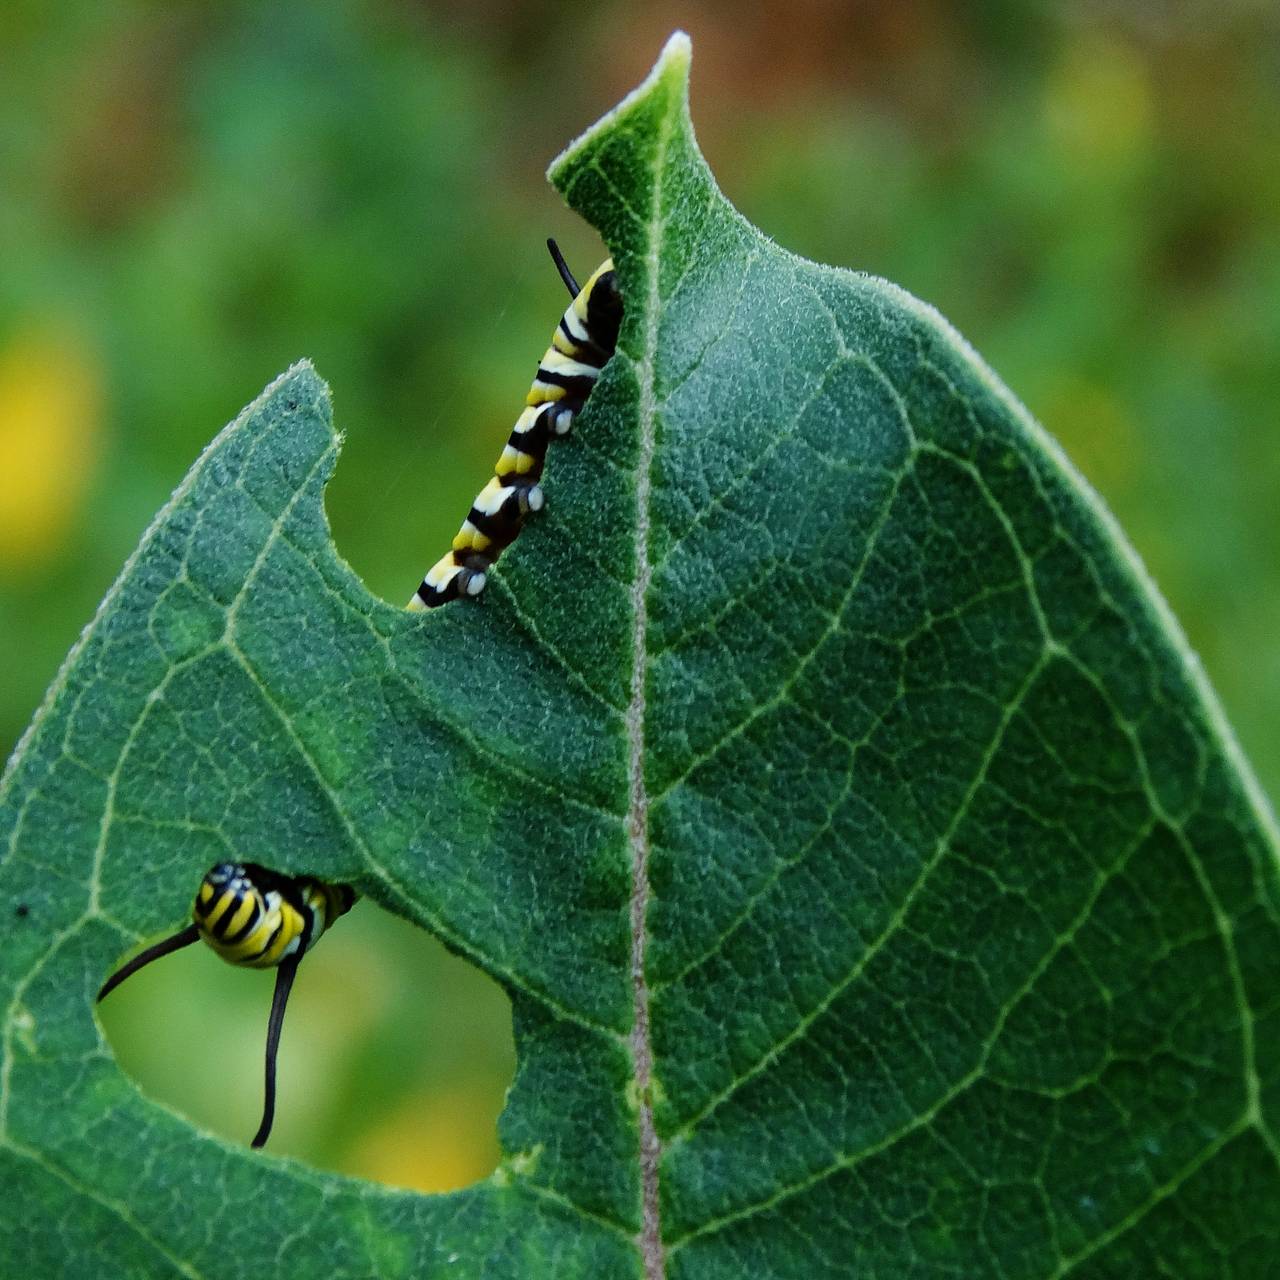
3;30;1279;1279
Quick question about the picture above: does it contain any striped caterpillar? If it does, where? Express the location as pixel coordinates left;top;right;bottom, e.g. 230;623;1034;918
408;240;622;609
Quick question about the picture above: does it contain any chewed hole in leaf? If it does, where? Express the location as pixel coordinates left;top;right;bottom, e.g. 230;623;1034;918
97;898;516;1192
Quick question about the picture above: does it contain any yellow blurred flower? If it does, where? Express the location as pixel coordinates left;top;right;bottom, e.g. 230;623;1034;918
0;325;103;571
1045;33;1153;167
346;1084;503;1193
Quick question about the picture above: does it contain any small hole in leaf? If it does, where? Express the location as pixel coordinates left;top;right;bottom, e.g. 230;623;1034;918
97;898;515;1191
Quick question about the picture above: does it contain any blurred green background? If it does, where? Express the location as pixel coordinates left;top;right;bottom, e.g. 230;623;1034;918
2;0;1276;1191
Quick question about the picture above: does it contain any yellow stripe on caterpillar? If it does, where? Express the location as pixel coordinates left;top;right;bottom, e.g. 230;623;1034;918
538;351;601;381
452;521;493;554
526;380;569;406
495;445;539;478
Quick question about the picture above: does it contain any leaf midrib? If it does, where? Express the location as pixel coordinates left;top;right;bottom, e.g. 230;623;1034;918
625;88;677;1280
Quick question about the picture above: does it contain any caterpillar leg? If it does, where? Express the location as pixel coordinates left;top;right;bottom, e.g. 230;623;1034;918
408;553;488;610
548;402;578;437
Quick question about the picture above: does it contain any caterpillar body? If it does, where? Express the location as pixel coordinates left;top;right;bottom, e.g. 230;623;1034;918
408;240;622;610
191;862;354;968
98;862;357;1148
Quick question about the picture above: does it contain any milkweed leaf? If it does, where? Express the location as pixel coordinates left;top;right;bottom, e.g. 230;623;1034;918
3;31;1278;1280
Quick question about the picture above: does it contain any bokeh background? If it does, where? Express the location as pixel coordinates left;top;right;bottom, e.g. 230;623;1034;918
2;0;1277;1192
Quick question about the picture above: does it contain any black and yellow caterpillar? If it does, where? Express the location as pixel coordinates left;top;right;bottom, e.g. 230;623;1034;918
408;240;623;609
98;862;356;1148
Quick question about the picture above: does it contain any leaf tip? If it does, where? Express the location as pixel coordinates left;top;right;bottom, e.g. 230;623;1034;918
274;357;330;403
247;359;334;434
656;28;693;80
547;29;693;190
